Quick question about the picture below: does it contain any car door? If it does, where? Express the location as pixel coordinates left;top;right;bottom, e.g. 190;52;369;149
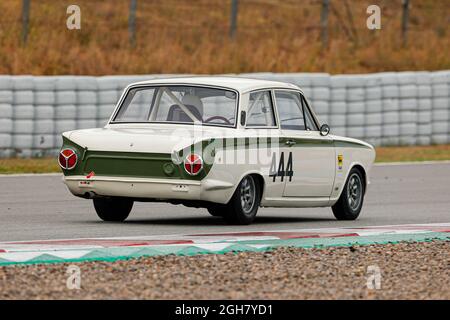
245;89;285;199
273;90;335;198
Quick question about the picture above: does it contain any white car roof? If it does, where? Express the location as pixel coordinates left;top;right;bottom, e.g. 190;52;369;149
130;76;300;93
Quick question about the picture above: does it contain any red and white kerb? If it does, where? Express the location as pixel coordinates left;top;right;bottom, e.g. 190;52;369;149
183;154;203;176
58;148;78;170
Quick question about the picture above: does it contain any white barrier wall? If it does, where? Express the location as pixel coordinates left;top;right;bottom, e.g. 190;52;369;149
0;71;449;157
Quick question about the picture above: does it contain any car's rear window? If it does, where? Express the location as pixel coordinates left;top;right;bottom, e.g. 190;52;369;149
112;85;238;128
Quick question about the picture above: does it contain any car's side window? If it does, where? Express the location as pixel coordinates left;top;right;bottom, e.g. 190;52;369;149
274;91;306;131
246;91;276;127
274;91;319;131
301;96;319;131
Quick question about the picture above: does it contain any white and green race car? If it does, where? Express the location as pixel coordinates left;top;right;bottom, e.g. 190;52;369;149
59;77;375;225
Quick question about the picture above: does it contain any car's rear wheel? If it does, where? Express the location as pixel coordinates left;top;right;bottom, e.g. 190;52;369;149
332;167;365;220
93;197;133;222
222;175;261;225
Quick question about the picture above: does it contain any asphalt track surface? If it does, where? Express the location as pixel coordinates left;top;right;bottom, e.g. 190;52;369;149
0;163;449;242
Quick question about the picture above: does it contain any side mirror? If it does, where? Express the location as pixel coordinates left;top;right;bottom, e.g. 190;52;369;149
320;124;330;136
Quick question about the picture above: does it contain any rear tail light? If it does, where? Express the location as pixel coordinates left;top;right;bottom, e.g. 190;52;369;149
58;148;78;170
183;154;203;175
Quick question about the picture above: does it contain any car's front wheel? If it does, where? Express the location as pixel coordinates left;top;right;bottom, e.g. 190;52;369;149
93;197;133;222
332;167;365;220
221;175;261;225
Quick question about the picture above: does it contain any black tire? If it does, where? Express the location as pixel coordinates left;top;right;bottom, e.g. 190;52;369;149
93;197;133;222
332;167;365;220
222;175;261;225
207;204;227;217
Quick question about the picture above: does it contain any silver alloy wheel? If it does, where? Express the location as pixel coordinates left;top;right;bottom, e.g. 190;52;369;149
347;173;363;211
240;176;256;214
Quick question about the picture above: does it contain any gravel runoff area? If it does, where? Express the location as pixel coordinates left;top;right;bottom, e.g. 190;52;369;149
0;241;448;300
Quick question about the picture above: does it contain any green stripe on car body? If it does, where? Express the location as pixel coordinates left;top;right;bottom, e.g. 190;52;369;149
334;140;372;149
60;136;368;180
205;136;333;150
282;137;334;147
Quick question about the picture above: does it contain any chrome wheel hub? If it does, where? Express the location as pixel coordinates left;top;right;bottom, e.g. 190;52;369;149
240;176;256;214
347;173;362;211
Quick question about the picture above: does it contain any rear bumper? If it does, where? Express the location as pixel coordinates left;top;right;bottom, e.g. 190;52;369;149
64;175;202;200
63;175;235;203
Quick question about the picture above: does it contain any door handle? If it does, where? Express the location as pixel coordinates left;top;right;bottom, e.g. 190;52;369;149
285;139;296;146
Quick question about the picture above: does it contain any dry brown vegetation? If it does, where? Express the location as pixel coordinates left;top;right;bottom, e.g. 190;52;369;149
375;144;450;163
0;0;448;75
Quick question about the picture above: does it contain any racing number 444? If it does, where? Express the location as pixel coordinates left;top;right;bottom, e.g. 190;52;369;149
270;152;294;182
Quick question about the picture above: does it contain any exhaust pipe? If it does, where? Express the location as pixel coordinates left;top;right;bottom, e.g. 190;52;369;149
83;191;97;199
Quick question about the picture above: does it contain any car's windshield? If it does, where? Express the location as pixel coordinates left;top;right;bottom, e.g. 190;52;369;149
112;85;238;127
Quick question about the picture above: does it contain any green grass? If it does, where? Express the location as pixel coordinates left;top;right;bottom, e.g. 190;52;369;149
1;144;449;174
